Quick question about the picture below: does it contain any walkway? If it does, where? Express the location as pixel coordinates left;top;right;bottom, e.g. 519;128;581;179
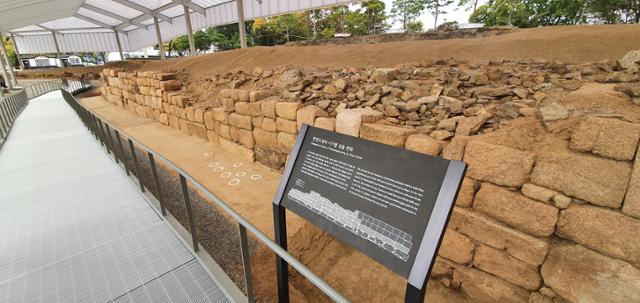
0;91;232;302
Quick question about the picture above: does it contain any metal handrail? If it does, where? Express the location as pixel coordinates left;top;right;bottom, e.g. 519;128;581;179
59;86;349;302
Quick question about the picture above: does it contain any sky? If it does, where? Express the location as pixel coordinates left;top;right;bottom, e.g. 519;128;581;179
379;0;488;30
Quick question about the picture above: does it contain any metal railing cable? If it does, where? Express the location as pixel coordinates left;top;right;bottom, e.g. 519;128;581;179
58;87;349;303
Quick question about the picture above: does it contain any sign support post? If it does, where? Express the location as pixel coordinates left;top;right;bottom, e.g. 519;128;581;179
272;124;466;303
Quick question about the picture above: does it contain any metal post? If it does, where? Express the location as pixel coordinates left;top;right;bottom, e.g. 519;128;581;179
237;0;247;49
128;138;145;192
0;33;18;87
93;114;105;147
51;31;64;68
273;204;289;303
105;124;119;164
10;34;24;70
0;40;13;90
183;2;196;56
115;130;130;176
180;174;199;251
239;224;255;303
113;28;125;61
148;152;167;216
153;17;166;60
98;120;111;154
0;104;10;131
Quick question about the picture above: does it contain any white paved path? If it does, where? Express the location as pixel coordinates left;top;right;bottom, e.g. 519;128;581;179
0;91;231;302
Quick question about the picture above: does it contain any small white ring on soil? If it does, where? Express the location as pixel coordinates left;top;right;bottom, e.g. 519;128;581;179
236;171;246;177
221;172;232;178
250;174;262;180
233;162;243;168
204;152;214;157
213;167;224;172
228;179;240;186
208;161;220;168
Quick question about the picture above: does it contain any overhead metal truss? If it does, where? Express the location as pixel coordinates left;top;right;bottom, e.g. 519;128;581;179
1;0;354;54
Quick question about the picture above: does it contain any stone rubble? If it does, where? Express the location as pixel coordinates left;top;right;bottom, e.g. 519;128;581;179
99;55;640;303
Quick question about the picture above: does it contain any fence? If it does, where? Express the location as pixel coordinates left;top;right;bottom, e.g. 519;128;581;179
58;86;349;302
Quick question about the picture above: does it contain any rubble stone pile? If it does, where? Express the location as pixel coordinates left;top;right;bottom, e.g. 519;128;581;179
100;57;640;302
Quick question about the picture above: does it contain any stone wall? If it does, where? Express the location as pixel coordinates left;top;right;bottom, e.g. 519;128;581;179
100;65;640;303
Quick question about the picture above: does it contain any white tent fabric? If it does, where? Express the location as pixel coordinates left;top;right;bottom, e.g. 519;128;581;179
0;0;354;54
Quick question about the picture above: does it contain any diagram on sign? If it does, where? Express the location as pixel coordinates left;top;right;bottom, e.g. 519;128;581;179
287;188;413;261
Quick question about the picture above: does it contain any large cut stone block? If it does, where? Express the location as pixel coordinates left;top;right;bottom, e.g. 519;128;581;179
404;134;443;156
438;230;475;264
570;116;640;161
473;183;558;237
463;141;535;187
530;151;631;208
276;118;298;134
449;207;549;266
541;241;640;303
335;108;383;137
359;123;416;147
228;113;253;130
556;204;640;266
296;105;328;131
253;128;278;150
624;149;640;218
473;245;541;290
452;265;529;303
275;102;301;120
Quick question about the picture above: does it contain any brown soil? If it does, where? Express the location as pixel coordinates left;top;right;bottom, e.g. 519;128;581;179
74;24;640;302
21;24;640;82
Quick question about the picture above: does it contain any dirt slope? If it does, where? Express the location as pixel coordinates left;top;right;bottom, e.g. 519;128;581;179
20;24;640;81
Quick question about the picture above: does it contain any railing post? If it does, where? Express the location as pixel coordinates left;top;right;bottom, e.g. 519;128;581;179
239;224;255;303
104;124;119;164
98;120;111;154
93;115;105;147
128;138;144;192
147;152;166;216
0;104;10;131
179;174;199;252
115;130;130;176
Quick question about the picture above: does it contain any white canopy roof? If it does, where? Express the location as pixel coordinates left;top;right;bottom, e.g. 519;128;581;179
0;0;353;53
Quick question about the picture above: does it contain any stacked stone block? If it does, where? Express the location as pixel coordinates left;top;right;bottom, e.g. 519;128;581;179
100;68;640;303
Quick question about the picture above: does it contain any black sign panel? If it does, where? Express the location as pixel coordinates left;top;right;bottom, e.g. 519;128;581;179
274;125;466;281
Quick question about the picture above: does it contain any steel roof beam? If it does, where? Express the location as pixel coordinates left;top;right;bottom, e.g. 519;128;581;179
174;0;206;16
73;14;126;34
110;0;173;23
80;3;147;29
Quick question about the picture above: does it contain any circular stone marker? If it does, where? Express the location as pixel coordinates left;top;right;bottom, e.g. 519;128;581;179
203;151;214;157
250;174;262;180
208;161;220;168
213;167;224;172
228;179;240;186
221;172;232;178
233;162;243;168
236;171;246;177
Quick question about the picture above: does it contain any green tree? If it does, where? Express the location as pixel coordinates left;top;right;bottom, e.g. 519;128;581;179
458;0;481;13
391;0;427;29
2;36;17;67
406;20;425;32
425;0;455;28
193;31;211;53
360;0;389;34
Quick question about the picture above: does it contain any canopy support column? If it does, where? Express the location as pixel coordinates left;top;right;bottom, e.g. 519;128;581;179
0;42;13;90
237;0;247;48
113;29;125;61
153;17;166;60
9;34;25;70
0;33;17;87
183;2;196;56
51;31;63;67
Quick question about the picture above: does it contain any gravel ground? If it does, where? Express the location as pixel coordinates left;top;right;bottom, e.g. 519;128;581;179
100;125;258;295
